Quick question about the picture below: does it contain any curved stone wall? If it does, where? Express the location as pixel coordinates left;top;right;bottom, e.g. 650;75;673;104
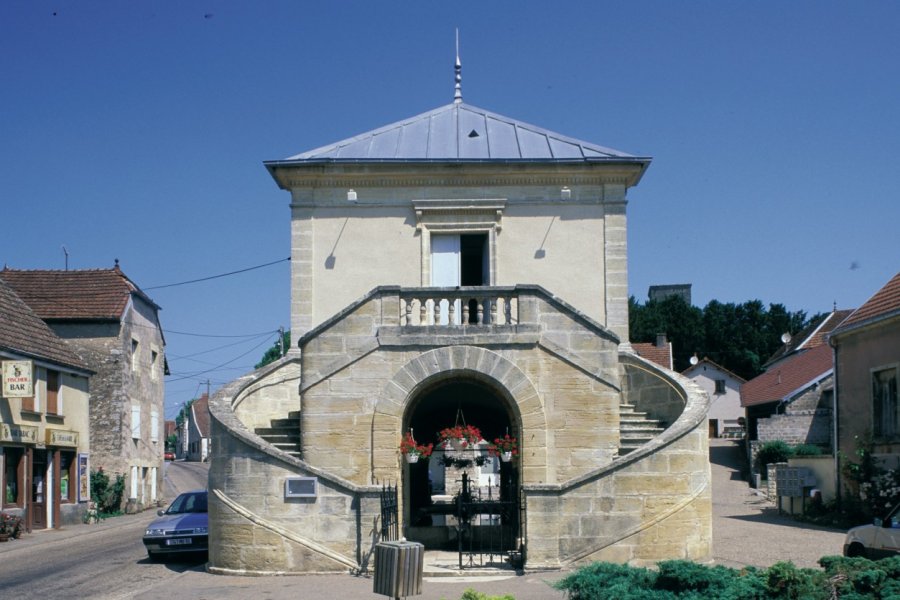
207;344;711;574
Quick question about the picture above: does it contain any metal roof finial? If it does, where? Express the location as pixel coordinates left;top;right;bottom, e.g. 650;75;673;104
453;28;462;104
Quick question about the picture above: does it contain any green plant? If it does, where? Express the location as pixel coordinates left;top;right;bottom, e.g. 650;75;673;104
458;589;515;600
756;440;794;471
90;467;125;515
399;431;433;459
488;434;518;458
0;512;23;537
792;444;825;456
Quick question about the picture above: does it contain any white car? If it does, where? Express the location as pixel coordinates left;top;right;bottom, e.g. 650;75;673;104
844;505;900;559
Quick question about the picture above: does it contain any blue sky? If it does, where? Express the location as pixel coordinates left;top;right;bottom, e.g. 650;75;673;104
2;2;898;419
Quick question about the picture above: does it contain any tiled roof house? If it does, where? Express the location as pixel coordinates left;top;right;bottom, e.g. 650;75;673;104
186;393;210;462
0;277;93;529
682;358;745;438
1;265;166;513
832;271;900;486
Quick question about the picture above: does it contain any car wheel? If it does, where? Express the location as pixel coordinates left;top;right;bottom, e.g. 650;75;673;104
846;542;866;558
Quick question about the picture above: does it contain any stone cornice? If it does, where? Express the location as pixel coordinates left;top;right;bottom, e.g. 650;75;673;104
268;162;646;190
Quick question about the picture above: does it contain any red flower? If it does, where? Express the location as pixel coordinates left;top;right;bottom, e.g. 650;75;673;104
400;432;433;457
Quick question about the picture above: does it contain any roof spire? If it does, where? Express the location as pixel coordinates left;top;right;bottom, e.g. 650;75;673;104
453;28;462;104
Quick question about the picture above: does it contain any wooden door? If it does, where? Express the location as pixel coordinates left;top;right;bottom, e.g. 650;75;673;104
32;451;46;529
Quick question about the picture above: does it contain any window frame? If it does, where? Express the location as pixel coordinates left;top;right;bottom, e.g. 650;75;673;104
873;365;899;439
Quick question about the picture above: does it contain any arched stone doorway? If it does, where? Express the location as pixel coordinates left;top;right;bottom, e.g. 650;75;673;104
403;377;519;551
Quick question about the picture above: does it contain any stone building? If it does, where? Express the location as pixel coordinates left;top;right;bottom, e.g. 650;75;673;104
186;393;210;462
0;277;93;529
207;80;711;573
1;265;166;512
682;358;745;438
832;271;900;484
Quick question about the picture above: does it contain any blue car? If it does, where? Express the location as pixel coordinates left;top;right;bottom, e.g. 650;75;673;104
142;490;208;561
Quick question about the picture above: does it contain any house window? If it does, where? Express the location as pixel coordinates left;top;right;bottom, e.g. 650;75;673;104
714;379;726;395
151;350;159;380
46;369;60;415
2;447;25;507
60;451;76;503
131;405;141;439
874;368;899;438
131;339;139;372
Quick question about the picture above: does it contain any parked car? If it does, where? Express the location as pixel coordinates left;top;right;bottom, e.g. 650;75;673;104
844;504;900;558
142;490;208;561
164;451;175;461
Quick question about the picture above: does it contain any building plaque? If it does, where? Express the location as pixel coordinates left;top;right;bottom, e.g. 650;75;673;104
0;423;38;444
47;429;79;447
2;360;33;398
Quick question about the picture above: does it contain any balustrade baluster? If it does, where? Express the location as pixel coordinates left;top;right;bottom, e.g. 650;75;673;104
448;297;456;326
434;298;442;326
476;299;484;325
462;300;470;324
420;298;427;326
489;298;497;325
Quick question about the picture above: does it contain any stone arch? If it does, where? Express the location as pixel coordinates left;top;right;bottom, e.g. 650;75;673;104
372;345;546;482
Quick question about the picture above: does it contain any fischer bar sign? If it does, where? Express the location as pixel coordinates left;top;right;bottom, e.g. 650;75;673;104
3;360;34;398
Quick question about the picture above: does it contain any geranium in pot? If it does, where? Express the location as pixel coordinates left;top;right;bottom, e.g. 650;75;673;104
400;431;433;464
438;424;482;454
489;434;519;462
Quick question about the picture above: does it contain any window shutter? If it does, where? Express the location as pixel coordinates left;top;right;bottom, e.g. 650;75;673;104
21;395;34;412
131;405;141;439
47;370;59;415
151;409;159;443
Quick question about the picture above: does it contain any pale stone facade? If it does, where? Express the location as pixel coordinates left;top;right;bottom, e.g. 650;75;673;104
207;100;712;573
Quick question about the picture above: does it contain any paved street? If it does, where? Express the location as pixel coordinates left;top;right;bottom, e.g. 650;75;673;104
0;443;851;599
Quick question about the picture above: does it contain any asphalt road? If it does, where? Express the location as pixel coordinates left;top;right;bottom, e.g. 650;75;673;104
0;459;210;599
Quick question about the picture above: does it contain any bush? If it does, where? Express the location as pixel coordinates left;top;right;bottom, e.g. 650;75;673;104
90;468;125;516
756;440;794;472
551;558;900;599
458;590;516;600
792;444;824;456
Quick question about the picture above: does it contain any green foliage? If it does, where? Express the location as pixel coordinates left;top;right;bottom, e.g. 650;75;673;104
755;440;794;471
553;558;900;600
629;295;819;379
165;433;178;451
841;435;900;521
255;329;290;369
791;444;825;456
90;468;125;515
457;589;516;600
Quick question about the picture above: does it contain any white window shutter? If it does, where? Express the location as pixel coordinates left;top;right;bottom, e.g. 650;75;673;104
131;405;141;439
151;409;159;443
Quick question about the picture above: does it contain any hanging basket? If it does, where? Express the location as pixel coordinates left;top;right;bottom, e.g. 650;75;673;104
405;453;420;464
501;451;513;463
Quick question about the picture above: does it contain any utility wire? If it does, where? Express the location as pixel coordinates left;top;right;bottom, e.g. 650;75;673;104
145;257;289;290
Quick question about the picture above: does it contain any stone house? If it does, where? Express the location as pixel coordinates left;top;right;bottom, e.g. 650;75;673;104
207;86;711;574
633;333;674;370
832;271;900;488
0;277;93;529
682;358;745;438
186;393;210;462
1;265;166;513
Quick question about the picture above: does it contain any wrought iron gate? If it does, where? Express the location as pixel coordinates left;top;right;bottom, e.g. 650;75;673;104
455;471;524;569
380;482;399;542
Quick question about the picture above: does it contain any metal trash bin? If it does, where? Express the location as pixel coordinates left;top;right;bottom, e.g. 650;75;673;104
373;539;424;598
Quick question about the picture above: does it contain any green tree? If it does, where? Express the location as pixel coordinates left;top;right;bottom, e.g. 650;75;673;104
165;433;177;451
630;295;820;379
255;329;290;369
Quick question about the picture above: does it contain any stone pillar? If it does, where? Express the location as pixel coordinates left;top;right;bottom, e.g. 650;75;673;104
603;185;629;344
290;190;314;346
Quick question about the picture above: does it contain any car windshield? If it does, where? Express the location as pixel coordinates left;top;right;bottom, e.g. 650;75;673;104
167;491;207;514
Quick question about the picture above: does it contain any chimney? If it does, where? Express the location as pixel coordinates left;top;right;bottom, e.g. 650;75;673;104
656;333;668;348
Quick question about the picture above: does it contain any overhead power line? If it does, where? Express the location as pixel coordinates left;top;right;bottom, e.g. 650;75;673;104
145;257;290;290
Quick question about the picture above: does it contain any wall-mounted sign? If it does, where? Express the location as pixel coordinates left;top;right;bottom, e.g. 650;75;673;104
2;360;33;397
0;423;38;444
47;429;78;447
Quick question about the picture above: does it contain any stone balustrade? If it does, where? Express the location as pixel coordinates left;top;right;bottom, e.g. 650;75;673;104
399;287;518;326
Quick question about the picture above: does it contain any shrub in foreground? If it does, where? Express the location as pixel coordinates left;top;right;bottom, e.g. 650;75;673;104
553;556;900;599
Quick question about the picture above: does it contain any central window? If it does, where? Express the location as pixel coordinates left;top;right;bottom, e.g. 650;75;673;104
874;367;899;438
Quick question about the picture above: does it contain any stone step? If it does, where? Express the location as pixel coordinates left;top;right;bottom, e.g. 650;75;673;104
269;418;300;428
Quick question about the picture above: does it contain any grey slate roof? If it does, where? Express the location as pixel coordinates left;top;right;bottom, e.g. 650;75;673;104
0;276;89;372
274;102;646;163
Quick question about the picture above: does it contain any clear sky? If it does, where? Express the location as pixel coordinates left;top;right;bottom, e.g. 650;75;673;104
2;2;898;420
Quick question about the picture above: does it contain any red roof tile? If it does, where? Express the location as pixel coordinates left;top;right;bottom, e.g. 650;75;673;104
633;342;672;370
0;266;158;321
834;271;900;333
0;277;88;371
741;344;833;407
681;357;746;383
